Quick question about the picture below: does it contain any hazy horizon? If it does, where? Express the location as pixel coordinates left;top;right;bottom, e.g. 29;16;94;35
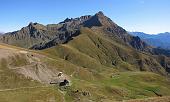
0;0;170;34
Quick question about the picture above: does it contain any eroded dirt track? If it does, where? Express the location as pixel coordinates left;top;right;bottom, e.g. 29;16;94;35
125;96;170;102
0;43;70;84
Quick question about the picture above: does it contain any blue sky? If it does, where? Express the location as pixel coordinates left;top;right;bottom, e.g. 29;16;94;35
0;0;170;34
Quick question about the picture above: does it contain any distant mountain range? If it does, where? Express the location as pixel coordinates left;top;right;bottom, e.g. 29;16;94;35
0;32;4;35
130;32;170;49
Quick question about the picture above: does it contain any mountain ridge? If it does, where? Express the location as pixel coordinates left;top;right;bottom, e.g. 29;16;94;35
0;11;150;52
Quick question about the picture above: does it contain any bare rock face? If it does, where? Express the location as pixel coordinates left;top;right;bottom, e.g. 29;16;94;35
31;30;80;50
83;11;118;28
0;22;56;48
130;36;148;51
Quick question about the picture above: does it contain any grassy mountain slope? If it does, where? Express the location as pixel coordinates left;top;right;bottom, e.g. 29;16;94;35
0;42;170;101
39;28;170;101
42;28;167;75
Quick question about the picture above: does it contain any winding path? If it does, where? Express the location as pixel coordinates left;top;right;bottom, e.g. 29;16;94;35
0;86;48;92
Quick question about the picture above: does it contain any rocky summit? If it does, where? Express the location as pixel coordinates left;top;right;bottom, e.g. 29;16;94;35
0;11;170;102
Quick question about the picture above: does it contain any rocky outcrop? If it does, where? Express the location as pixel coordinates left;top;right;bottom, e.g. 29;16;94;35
0;22;56;48
130;36;149;51
31;30;80;50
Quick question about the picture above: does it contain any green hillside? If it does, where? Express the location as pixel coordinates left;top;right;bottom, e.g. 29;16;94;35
0;37;170;102
42;28;167;75
38;28;170;101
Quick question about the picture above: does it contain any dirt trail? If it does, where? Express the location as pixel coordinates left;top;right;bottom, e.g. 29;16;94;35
124;96;170;102
0;86;48;92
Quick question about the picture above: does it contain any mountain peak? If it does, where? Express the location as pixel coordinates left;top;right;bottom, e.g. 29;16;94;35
83;11;119;28
82;11;108;27
28;22;36;26
27;22;46;31
95;11;105;16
